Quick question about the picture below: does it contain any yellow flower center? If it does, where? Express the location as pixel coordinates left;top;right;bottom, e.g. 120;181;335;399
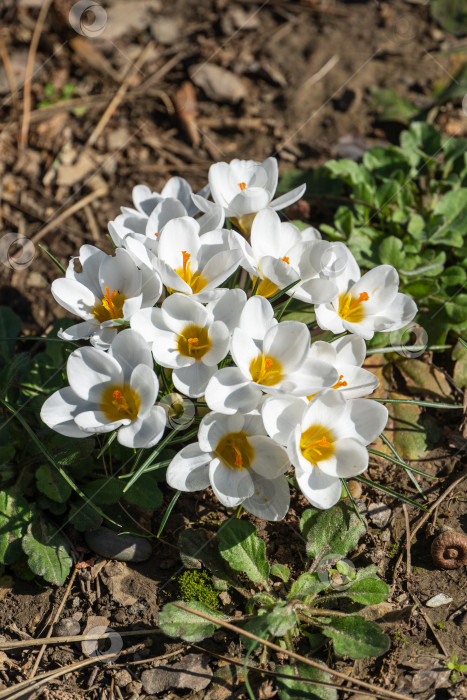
173;250;207;294
307;375;348;401
100;384;141;422
92;286;127;324
338;291;369;323
300;425;335;465
177;324;211;360
252;276;280;299
230;213;256;238
214;431;254;471
249;354;284;386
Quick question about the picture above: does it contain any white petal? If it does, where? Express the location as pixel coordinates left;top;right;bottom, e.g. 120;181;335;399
286;358;339;396
173;362;217;398
209;459;254;506
67;346;123;402
242;474;290;521
140;267;163;306
108;328;153;380
152;329;191;369
376;293;418;331
287;425;312;473
315;303;346;334
130;307;165;344
117;405;166;448
308;340;337;365
40;387;90;438
161;293;208;333
198;411;244;453
250;208;282;261
157;216;201;270
75;410;126;432
209;162;234;209
336;365;379;400
239;296;276;342
249;436;290;478
199;248;242;288
228;188;270;217
144;198;186;237
89;327;118;349
326;438;368;477
332;335;366;367
207;289;247;332
301;389;347;432
161;176;193;209
51;278;96;320
262;395;307;446
262;321;310;373
259;256;299;290
347;399;388;444
202;321;230;366
205;367;263;414
261;157;279;198
269;183;306;211
166;443;212;491
231;329;263;378
132;184;161;215
350;265;398;315
293;277;338;305
129;364;158;415
58;321;97;342
99;248;141;299
296;467;342;509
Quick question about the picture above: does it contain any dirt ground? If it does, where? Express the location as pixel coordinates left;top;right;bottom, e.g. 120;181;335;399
0;0;466;698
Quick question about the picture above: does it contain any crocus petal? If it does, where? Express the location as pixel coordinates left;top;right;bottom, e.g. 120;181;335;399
207;289;247;332
161;176;193;210
209;459;254;507
166;443;212;491
99;248;141;300
335;365;379;400
202;321;230;366
130;307;165;344
296;467;342;509
231;329;264;378
108;328;153;380
286;357;339;396
144;198;186;238
315;303;346;334
250;208;282;261
205;367;263;414
51;278;96;320
262;395;307;446
347;399;388;444
350;265;399;315
132;184;162;216
161;293;209;334
67;347;123;402
262;321;310;373
129;364;158;416
157;216;201;270
58;321;97;342
242;474;290;521
40;387;90;438
249;436;290;478
269;183;306;211
117;405;166;448
376;293;418;331
293;277;338;305
173;362;217;398
330;438;368;477
75;410;126;432
238;296;277;343
301;389;347;432
332;335;366;367
198;411;244;453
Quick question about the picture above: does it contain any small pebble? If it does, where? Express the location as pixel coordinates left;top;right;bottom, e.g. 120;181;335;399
426;593;453;607
54;618;81;637
368;501;391;528
85;527;152;563
114;670;132;687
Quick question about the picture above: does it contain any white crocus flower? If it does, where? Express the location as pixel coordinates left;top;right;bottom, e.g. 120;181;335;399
51;245;162;349
315;248;417;340
262;389;388;509
130;291;246;398
40;330;166;448
307;335;379;400
204;157;305;235
233;208;338;303
155;216;242;302
205;296;338;414
166;410;291;520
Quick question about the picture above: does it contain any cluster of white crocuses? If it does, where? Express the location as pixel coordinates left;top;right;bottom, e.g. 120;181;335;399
41;157;417;521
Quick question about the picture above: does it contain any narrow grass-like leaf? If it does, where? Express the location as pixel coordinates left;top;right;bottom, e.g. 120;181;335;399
97;431;117;460
355;475;429;512
370;397;462;409
38;245;66;274
380;433;426;497
269;278;301;304
366;345;450;355
156;490;180;538
123;430;175;492
367;448;438;479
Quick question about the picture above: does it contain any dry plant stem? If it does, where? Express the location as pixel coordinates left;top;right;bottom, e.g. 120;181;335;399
85;43;155;149
402;504;412;578
409;591;449;657
171;603;409;700
28;566;78;679
0;629;162;651
0;34;19;112
19;0;54;150
392;472;467;588
29;187;107;246
191;644;388;700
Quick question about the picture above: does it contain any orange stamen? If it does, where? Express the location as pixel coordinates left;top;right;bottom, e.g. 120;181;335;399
112;390;122;401
233;446;243;467
238;182;247;191
264;358;273;371
181;250;191;280
104;286;117;311
282;256;290;264
332;374;348;390
188;337;198;345
347;291;369;312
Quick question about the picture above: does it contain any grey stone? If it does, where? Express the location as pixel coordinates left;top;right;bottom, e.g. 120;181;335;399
85;527;152;562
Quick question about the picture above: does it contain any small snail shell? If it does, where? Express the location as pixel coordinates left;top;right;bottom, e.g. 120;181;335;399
431;532;467;570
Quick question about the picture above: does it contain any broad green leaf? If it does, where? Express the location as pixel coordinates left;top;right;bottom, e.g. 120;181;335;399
288;573;329;601
241;611;271;652
83;478;123;504
249;591;277;609
378;236;404;267
271;563;290;582
430;189;467;244
123;474;163;510
340;577;390;606
370;87;419;125
35;463;72;503
22;519;72;585
0;486;32;565
400;122;442;157
277;662;337;700
403;279;438;298
178;529;238;587
430;0;467;36
363;145;410;179
300;502;366;559
218;520;270;587
69;501;103;532
320;616;390;659
266;603;297;637
159;601;224;642
0;307;21;363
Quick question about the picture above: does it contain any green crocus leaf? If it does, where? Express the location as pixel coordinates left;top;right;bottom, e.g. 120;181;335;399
218;520;270;587
321;616;390;659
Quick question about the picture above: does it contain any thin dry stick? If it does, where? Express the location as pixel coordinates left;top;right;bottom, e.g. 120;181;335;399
410;591;449;656
0;628;162;652
0;34;19;112
29;566;78;679
172;603;409;700
191;644;387;700
19;0;54;150
392;472;467;586
0;652;118;700
30;187;107;246
402;504;412;578
85;43;154;149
